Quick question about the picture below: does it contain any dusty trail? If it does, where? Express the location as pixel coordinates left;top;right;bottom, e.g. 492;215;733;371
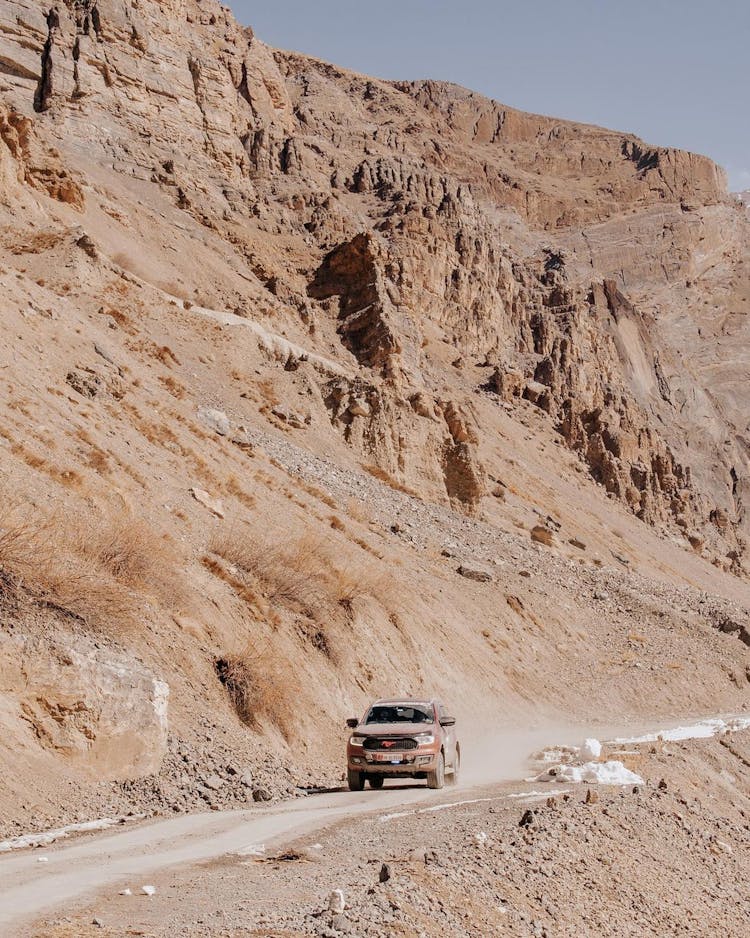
0;783;494;933
1;712;747;934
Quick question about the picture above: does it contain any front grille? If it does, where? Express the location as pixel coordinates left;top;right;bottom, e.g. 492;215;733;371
363;736;418;751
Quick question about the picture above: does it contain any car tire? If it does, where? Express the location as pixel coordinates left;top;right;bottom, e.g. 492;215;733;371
446;747;460;785
426;752;445;789
347;769;365;791
368;775;384;789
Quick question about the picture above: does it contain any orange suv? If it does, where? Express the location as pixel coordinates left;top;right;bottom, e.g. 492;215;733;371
345;698;460;790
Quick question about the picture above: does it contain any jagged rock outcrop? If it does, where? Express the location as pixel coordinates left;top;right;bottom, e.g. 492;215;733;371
0;0;745;565
309;232;419;376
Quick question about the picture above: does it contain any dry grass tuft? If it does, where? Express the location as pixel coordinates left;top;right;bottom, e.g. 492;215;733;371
215;643;299;738
362;464;419;497
158;375;187;399
206;525;396;620
0;501;189;630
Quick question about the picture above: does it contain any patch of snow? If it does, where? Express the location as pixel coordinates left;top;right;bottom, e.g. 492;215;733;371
505;789;570;800
580;738;602;760
378;810;414;823
420;797;494;814
533;745;577;764
538;760;643;785
0;814;146;853
613;715;750;745
236;842;266;857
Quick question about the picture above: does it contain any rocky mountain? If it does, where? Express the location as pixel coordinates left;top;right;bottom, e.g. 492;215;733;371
0;0;749;834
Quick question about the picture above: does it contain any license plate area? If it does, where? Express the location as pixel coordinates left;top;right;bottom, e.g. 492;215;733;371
373;752;404;762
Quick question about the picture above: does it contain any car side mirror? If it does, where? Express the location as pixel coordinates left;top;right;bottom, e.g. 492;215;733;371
346;717;358;729
439;716;456;727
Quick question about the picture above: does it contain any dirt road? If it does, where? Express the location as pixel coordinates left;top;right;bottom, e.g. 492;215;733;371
2;714;748;936
0;780;505;934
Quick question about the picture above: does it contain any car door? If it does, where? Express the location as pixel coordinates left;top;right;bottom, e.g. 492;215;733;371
437;702;457;768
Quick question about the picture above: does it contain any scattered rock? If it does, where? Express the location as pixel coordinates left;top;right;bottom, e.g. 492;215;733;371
94;343;116;365
141;885;156;896
330;912;351;933
348;398;370;417
328;889;346;913
252;787;272;802
519;809;535;828
198;406;231;436
378;862;391;883
201;774;224;791
190;487;225;518
271;405;309;428
457;563;494;583
530;525;554;547
66;368;102;398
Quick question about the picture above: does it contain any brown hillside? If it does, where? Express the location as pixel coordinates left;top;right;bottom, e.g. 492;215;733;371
0;0;748;835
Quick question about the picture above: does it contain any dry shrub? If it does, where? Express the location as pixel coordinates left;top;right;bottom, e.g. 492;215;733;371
86;448;111;474
0;501;188;630
215;643;299;738
226;474;256;509
158;375;186;399
362;464;419;497
258;378;280;407
207;526;396;620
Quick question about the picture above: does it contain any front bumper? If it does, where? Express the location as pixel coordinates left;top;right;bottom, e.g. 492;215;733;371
347;750;438;774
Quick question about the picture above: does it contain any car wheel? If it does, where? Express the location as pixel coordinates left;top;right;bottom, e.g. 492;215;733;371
368;775;384;789
446;747;460;785
347;769;365;791
427;752;445;789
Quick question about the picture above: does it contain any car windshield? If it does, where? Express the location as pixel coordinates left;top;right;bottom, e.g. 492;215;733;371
365;704;434;725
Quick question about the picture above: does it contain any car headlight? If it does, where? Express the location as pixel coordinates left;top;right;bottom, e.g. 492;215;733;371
414;733;435;745
349;735;366;746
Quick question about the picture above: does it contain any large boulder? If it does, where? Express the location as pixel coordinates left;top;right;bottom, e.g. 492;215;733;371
0;633;169;779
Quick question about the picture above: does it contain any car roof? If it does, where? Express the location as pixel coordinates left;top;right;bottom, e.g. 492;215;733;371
371;699;436;707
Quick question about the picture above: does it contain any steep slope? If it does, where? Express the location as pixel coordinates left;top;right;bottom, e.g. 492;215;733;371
0;0;749;835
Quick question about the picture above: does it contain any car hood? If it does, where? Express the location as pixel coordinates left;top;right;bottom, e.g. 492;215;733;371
355;723;435;736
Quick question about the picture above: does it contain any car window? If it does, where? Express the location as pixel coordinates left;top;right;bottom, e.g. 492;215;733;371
365;705;434;724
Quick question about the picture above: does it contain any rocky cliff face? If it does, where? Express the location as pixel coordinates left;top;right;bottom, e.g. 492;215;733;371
0;0;749;831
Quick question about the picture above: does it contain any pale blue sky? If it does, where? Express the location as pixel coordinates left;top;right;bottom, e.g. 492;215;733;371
229;0;749;190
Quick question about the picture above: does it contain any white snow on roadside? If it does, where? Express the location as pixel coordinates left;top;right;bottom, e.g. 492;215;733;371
505;789;570;800
378;791;566;823
537;760;643;785
580;738;602;760
0;815;146;853
421;797;494;814
235;842;266;857
613;715;750;745
378;810;413;823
